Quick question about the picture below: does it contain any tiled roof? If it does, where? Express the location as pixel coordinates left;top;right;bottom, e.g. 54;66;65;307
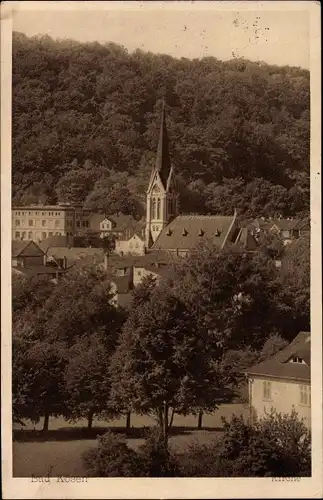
245;332;310;382
133;250;176;267
152;214;236;251
12;240;44;257
105;254;139;269
12;241;30;257
47;247;105;260
39;235;73;251
12;265;66;277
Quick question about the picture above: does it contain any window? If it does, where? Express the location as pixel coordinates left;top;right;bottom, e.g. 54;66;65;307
15;220;20;226
300;385;311;406
151;198;156;219
28;231;33;239
157;198;161;219
263;380;272;400
42;220;46;227
48;232;53;237
28;220;34;226
76;221;81;228
41;232;47;239
137;270;142;276
83;220;89;228
15;231;20;239
55;220;60;228
21;231;26;239
55;232;61;235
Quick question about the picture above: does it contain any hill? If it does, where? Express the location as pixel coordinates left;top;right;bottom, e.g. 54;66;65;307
12;32;310;219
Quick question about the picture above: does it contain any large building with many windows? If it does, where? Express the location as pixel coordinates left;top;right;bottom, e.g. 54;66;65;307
12;204;91;242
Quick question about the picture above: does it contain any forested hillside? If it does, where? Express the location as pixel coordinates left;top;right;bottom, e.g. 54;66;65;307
12;32;310;218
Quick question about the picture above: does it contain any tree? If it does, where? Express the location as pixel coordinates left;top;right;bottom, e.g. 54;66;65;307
280;235;310;337
31;265;125;346
110;282;226;444
65;332;119;429
13;338;68;431
170;242;287;351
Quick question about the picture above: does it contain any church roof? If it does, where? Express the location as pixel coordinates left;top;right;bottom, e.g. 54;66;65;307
154;100;171;190
152;214;237;251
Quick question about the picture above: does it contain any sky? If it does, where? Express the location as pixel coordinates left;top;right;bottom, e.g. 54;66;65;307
12;2;310;69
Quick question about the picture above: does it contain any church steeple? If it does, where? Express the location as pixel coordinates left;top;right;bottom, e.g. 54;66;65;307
145;100;179;250
155;99;171;190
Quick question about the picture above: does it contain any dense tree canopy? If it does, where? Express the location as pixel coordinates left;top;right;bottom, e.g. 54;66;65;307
13;32;310;218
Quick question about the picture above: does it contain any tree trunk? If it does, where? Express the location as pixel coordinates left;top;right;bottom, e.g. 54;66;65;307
157;407;164;431
197;410;203;429
87;409;94;430
43;412;50;432
126;411;131;429
163;402;169;445
168;407;175;429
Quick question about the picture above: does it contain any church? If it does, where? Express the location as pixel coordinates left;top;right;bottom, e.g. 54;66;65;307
117;100;256;259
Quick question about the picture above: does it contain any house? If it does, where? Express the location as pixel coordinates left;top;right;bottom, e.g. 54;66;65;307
12;240;46;268
115;232;146;256
253;217;310;244
132;251;175;287
108;276;134;309
245;332;311;428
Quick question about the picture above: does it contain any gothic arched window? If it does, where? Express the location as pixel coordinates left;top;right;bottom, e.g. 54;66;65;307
157;198;161;219
152;198;156;219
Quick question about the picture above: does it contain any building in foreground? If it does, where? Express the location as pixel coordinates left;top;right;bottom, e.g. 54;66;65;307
245;331;311;428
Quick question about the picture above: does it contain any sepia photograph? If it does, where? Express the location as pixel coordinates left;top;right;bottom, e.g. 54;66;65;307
1;1;322;498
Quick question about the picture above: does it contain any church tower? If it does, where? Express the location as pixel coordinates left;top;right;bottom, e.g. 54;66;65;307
145;101;179;249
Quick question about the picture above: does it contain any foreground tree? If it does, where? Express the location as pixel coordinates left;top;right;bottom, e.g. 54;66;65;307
111;283;227;444
13;338;68;431
65;332;119;429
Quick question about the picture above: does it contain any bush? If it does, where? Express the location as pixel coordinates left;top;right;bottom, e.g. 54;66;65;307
179;411;311;477
82;431;143;477
138;427;181;477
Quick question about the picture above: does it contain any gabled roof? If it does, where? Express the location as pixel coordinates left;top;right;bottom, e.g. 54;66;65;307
152;214;237;252
39;235;72;252
233;228;259;251
245;332;310;382
133;250;176;268
108;214;145;233
12;240;44;257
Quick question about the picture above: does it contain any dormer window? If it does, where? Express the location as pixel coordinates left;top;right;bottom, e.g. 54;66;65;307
290;356;306;364
215;229;221;237
166;228;172;236
182;228;188;236
198;228;204;236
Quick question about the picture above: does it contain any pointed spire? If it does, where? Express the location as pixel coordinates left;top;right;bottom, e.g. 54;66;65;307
155;98;171;189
